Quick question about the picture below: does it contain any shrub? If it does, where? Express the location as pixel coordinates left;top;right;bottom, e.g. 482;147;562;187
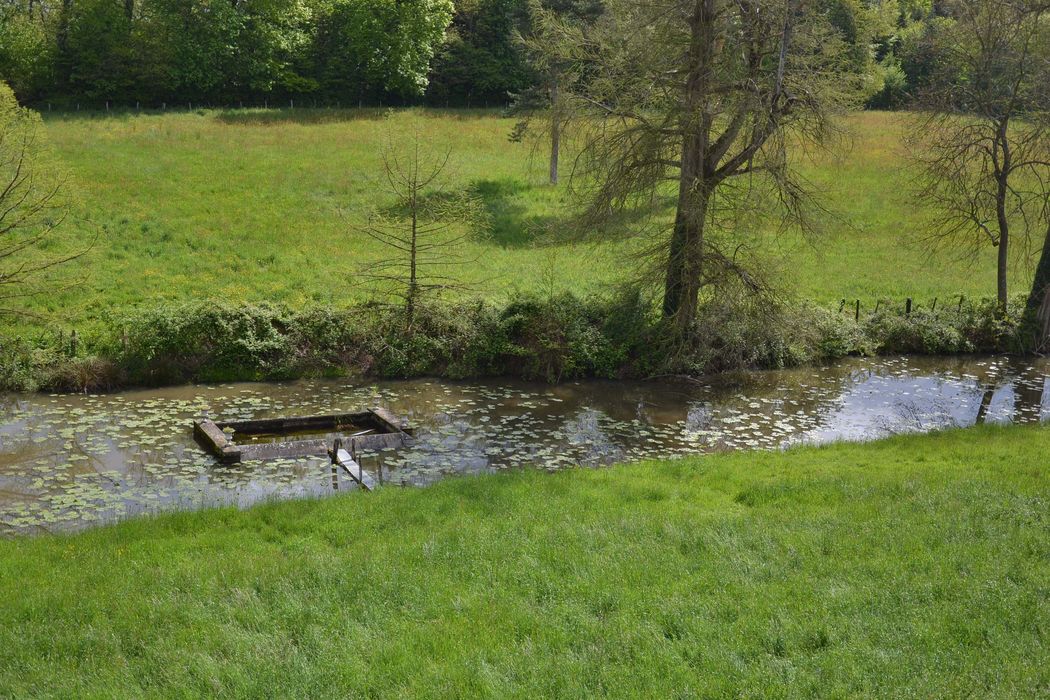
0;291;1029;392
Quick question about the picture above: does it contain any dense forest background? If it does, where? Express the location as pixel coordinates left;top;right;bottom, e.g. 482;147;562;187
1;0;942;108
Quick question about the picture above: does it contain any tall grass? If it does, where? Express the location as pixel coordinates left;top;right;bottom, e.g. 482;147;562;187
0;425;1046;697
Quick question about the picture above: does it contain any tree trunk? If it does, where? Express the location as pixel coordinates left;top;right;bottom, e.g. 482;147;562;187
124;0;133;19
407;192;418;326
994;121;1011;312
56;0;74;90
1024;224;1050;350
662;136;710;336
661;0;716;341
549;81;560;186
996;202;1010;312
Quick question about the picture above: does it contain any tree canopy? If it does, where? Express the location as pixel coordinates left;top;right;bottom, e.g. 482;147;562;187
0;0;454;105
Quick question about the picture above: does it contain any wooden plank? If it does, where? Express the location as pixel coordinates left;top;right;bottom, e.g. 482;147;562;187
193;419;241;463
334;448;377;491
369;407;404;432
239;439;328;461
370;407;414;436
215;412;376;435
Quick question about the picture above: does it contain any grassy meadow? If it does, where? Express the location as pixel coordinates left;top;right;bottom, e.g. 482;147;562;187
0;424;1047;697
28;108;1033;331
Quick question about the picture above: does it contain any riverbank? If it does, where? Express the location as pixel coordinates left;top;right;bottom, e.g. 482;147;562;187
0;292;1024;392
1;424;1047;696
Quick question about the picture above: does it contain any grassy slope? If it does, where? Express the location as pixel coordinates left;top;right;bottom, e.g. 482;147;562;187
33;109;1031;330
1;425;1047;697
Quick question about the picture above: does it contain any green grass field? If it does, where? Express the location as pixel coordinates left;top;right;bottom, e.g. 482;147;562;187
0;425;1046;697
28;108;1033;331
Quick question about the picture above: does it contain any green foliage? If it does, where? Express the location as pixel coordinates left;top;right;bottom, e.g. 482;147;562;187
314;0;454;99
0;7;52;100
428;0;534;105
109;302;309;384
2;0;453;105
863;297;1022;354
0;337;50;392
868;56;910;109
0;292;1027;392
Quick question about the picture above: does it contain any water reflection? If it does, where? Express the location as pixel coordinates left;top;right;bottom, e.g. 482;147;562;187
0;355;1045;534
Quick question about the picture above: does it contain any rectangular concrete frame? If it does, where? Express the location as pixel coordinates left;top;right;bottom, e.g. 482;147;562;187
193;408;413;464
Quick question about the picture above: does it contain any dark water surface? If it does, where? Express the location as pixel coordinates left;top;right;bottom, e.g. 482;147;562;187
1;355;1046;535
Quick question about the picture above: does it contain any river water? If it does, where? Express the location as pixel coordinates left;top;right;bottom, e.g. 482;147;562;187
0;355;1046;535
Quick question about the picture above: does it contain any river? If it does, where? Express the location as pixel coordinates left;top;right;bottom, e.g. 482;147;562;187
0;355;1045;535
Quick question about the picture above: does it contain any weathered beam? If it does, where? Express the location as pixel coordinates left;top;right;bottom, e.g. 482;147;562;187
332;448;376;491
370;407;414;436
193;419;242;463
238;439;328;461
215;412;374;435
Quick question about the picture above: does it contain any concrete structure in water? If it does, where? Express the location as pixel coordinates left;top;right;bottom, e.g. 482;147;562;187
193;407;413;464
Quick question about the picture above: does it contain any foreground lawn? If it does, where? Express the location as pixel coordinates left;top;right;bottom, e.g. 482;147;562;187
31;109;1031;329
1;425;1047;697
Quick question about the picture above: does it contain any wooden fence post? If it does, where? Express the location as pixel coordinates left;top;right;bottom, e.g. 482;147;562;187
854;299;860;321
905;298;912;316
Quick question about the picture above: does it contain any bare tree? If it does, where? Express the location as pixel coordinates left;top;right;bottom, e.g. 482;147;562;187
534;0;864;344
353;132;486;325
0;81;79;317
509;0;603;186
909;0;1050;314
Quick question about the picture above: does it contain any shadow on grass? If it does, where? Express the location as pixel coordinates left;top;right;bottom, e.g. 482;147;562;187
39;106;394;125
367;176;663;250
470;178;666;249
214;108;392;126
471;179;556;248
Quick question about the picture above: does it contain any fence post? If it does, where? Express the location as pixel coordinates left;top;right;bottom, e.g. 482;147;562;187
838;298;845;312
905;298;912;316
931;297;938;312
854;299;860;321
874;300;881;314
958;295;965;312
70;329;78;357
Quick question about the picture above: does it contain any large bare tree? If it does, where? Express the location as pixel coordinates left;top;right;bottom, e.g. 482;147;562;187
536;0;863;342
0;81;77;317
910;0;1050;314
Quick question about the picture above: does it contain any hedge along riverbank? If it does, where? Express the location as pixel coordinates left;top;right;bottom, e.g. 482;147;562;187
0;289;1027;393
